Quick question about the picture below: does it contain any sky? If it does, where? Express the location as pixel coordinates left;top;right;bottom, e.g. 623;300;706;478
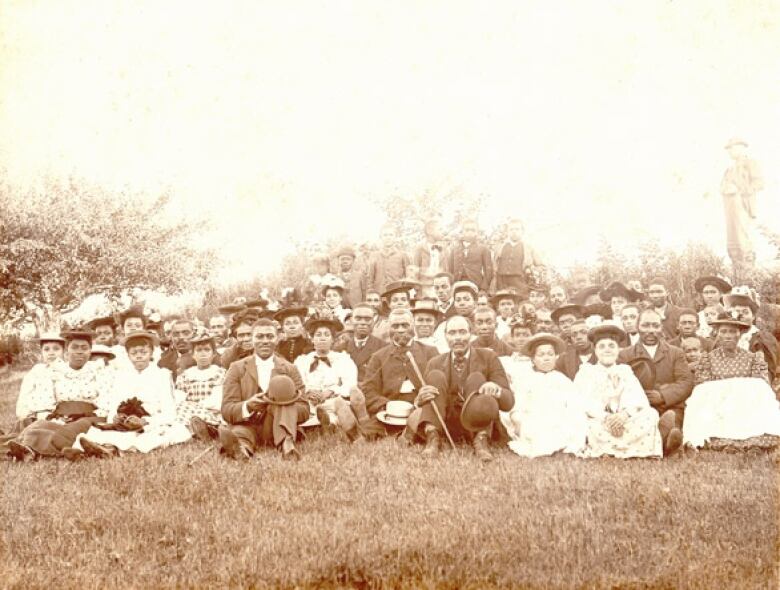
1;1;779;284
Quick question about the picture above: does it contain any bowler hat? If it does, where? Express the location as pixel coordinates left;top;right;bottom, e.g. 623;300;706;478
551;304;583;324
694;275;732;295
265;375;302;406
523;333;566;357
461;379;499;432
627;357;656;391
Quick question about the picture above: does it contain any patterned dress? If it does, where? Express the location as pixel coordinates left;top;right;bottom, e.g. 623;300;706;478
174;364;226;426
683;348;780;447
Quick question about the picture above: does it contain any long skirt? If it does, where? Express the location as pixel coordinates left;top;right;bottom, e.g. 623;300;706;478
683;377;780;448
74;422;191;454
582;408;662;458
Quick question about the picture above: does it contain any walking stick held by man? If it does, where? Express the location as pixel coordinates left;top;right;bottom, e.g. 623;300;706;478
405;351;456;450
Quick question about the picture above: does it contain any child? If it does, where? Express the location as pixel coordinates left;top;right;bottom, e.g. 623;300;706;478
680;336;703;370
174;333;227;441
501;334;586;458
14;333;65;425
698;304;724;338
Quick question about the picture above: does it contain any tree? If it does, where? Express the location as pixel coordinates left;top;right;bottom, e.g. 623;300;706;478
0;177;217;331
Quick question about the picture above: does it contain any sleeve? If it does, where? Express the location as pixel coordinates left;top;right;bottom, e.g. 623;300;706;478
574;368;605;419
619;368;651;414
287;363;306;396
750;351;770;383
360;351;388;409
294;355;312;391
526;243;545;268
658;350;695;408
16;366;56;420
333;353;358;398
221;363;247;425
481;246;494;291
695;351;713;384
367;254;377;292
486;352;513;411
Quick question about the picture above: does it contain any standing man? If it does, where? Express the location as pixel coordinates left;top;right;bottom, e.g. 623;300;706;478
366;224;410;294
334;302;385;382
493;218;544;295
335;245;365;307
433;272;455;317
219;318;308;460
415;315;514;462
618;309;694;457
413;219;448;298
720;138;763;268
646;278;683;341
447;219;493;293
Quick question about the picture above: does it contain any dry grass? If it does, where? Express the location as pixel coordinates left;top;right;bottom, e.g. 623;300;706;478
1;371;778;589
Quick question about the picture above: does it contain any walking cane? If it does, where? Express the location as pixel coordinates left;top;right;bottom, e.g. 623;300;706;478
187;444;215;467
405;351;456;450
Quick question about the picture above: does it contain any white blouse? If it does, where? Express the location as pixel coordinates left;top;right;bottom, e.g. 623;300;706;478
294;350;358;398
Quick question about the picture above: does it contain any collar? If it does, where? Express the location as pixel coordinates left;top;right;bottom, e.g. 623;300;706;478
255;354;274;366
452;348;471;361
354;336;368;345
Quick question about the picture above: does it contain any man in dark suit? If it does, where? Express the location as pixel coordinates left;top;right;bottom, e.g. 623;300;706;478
219;318;309;460
618;308;694;457
415;315;513;462
667;308;713;352
334;302;385;381
472;307;513;356
339;308;438;440
446;219;493;292
646;277;684;341
555;319;596;379
157;318;196;379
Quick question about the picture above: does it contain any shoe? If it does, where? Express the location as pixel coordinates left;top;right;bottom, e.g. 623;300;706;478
664;427;683;457
7;441;35;462
218;426;251;460
472;431;493;463
281;436;301;461
62;447;85;462
80;438;118;458
190;417;215;442
316;406;336;434
421;427;440;457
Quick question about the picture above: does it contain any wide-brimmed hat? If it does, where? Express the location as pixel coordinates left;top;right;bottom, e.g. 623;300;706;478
572;286;601;306
245;296;269;309
264;375;302;405
189;331;216;348
709;311;751;331
694;275;732;294
305;317;343;336
599;282;643;303
490;289;521;308
451;280;479;299
551;304;584;324
36;332;66;345
522;333;566;357
87;315;117;331
62;330;95;343
582;303;613;321
321;276;346;296
461;379;499;432
90;344;116;359
122;330;160;349
274;307;308;323
627;357;656;391
723;291;758;314
724;137;748;149
410;298;444;320
118;305;146;327
588;324;627;346
218;301;247;315
377;400;415;426
382;280;420;300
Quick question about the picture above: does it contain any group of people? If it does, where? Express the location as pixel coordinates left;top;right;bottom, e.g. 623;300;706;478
2;216;779;464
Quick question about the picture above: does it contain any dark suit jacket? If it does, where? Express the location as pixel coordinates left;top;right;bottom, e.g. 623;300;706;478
424;347;513;412
555;346;596;381
446;242;493;291
221;353;305;425
334;335;386;382
618;340;693;411
361;341;439;414
157;349;194;380
657;303;684;341
474;336;513;357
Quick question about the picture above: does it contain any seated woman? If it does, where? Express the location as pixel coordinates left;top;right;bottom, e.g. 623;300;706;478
5;330;110;461
683;312;780;448
575;325;662;459
175;332;227;441
14;333;67;428
501;333;586;458
294;317;357;428
73;331;191;457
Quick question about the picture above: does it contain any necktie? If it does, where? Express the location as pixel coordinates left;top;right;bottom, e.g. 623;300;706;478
453;353;466;373
309;356;331;372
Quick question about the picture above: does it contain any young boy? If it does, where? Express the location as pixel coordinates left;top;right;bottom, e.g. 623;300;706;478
366;224;410;294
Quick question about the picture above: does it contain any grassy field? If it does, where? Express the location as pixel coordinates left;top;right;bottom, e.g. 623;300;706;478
1;370;778;589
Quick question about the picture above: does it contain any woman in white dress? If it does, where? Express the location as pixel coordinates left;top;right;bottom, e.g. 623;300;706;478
74;331;191;457
294;317;357;428
576;325;662;459
14;333;66;425
502;333;586;458
683;312;780;448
